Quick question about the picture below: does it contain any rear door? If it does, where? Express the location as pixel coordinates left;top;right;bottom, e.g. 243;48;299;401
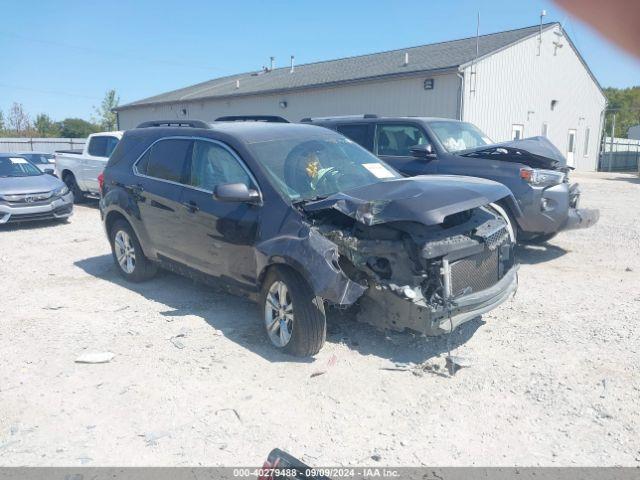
84;135;119;192
133;138;192;260
178;139;260;286
374;122;438;176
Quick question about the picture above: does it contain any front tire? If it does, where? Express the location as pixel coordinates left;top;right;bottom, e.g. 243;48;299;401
109;219;157;282
260;266;326;357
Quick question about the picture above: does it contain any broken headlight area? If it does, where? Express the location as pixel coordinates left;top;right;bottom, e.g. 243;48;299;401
311;205;517;335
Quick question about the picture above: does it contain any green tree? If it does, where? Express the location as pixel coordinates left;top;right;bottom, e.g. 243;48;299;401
34;114;60;137
59;118;101;138
604;86;640;138
93;89;119;130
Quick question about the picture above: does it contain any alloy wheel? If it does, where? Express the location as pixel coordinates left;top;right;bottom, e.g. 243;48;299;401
264;280;294;347
114;230;136;274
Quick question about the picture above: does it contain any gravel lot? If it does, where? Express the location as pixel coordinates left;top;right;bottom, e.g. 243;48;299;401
0;172;638;467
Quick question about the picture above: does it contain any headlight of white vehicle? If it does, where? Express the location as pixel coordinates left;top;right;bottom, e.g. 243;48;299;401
52;185;69;197
520;168;565;186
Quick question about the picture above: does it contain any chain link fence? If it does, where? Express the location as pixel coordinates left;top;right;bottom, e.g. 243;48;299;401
599;137;640;173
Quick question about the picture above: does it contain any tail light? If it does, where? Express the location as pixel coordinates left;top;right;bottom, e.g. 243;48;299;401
98;172;105;195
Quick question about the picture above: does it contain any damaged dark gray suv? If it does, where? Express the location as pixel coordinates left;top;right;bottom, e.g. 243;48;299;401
100;120;519;356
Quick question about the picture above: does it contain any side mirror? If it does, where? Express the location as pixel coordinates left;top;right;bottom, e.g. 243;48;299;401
214;182;260;203
410;144;437;160
44;168;56;176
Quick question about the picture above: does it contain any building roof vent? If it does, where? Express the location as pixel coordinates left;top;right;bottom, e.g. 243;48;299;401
403;52;409;66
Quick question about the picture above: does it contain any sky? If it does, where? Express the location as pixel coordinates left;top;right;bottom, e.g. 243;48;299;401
1;0;639;121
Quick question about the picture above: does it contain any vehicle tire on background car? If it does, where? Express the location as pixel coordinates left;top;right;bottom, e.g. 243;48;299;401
62;172;86;204
260;266;326;357
109;219;157;282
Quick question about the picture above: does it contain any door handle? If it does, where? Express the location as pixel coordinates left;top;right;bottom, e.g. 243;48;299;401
182;200;199;213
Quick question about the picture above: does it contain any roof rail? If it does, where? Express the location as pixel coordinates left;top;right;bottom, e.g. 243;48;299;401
300;114;379;123
136;120;211;129
215;115;289;123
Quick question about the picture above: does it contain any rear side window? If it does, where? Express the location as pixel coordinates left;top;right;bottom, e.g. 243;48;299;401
336;124;373;150
138;139;192;183
88;136;119;157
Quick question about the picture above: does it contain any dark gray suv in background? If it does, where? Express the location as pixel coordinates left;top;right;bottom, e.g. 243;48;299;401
304;115;599;243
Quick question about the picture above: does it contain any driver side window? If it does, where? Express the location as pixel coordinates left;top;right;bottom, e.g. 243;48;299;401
375;124;429;156
188;140;251;192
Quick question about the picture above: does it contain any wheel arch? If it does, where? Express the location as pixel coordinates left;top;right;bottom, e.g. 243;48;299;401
257;258;312;292
104;207;155;260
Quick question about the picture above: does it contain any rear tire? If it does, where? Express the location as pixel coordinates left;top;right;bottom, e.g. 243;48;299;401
109;219;157;282
260;266;326;357
63;173;86;204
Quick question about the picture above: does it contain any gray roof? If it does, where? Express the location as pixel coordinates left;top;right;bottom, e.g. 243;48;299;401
117;23;558;111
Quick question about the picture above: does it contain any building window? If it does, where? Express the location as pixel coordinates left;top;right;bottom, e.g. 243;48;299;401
583;128;590;156
568;130;576;153
542;123;549;137
511;124;524;140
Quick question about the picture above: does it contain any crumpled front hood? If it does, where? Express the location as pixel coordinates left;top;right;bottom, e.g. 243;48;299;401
0;174;62;195
302;175;511;226
460;136;568;170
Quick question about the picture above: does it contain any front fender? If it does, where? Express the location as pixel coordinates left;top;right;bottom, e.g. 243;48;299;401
256;228;366;305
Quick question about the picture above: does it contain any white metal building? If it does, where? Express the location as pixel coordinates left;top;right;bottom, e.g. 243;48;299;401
115;23;606;171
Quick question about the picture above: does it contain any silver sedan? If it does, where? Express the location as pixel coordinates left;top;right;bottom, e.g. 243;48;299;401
0;155;73;224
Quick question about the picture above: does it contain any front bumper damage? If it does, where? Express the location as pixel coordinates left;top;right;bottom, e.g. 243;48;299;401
562;183;599;231
304;200;518;336
357;265;518;335
518;182;599;235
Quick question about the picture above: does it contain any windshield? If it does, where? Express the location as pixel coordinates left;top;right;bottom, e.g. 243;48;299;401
0;157;43;177
249;136;401;201
429;121;493;152
21;154;55;164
